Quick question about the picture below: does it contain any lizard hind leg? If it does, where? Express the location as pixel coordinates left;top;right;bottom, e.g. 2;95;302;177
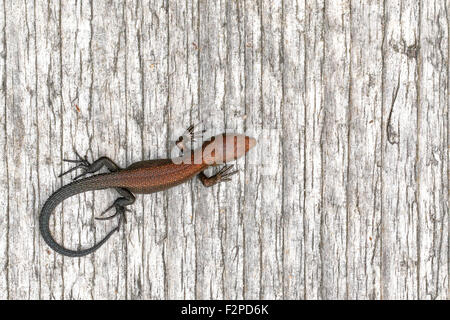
95;188;135;230
59;151;121;180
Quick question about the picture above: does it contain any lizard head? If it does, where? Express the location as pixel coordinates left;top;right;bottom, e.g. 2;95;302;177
200;133;256;165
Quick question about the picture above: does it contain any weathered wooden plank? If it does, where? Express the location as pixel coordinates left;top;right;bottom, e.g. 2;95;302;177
3;0;33;299
219;0;247;300
59;0;102;300
258;0;284;300
0;0;7;298
303;0;325;300
381;0;421;299
241;0;263;299
194;0;228;299
0;0;447;300
90;0;130;300
319;0;351;299
165;0;198;299
136;0;170;300
416;0;448;300
34;0;65;299
280;0;306;299
122;0;153;300
347;0;383;299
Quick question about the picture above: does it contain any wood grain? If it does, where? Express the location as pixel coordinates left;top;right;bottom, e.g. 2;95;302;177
0;0;447;300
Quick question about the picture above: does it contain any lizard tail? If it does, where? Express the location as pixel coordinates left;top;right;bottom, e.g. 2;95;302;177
39;174;118;257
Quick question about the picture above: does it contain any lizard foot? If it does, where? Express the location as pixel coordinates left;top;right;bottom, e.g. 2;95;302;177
176;121;206;154
198;165;239;187
212;164;239;183
59;150;91;180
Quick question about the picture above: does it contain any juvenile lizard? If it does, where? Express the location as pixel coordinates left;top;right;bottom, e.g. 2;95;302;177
39;126;256;257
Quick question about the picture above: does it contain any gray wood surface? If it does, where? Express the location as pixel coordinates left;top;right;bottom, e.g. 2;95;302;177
0;0;448;300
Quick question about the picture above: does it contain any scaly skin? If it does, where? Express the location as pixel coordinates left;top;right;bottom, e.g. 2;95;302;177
39;132;256;257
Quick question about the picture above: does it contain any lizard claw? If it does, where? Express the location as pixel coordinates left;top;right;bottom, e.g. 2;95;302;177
185;121;206;142
176;121;206;154
95;203;116;220
95;202;130;225
214;165;239;182
59;150;91;179
96;205;128;234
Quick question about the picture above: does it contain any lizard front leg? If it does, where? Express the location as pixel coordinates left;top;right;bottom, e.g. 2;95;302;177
198;165;239;187
176;122;205;154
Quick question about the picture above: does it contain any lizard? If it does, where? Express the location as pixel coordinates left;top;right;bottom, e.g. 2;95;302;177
39;125;256;257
